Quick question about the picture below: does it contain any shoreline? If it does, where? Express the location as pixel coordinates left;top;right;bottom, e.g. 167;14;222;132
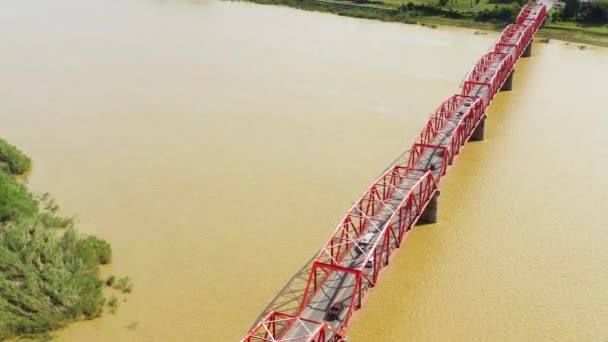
230;0;608;47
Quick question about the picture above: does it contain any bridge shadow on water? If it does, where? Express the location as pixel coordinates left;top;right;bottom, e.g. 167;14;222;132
249;256;315;328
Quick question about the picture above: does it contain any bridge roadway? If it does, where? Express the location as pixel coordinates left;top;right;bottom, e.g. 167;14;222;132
243;3;547;342
283;170;430;340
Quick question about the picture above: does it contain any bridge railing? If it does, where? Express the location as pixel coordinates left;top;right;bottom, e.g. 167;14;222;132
298;166;422;309
241;311;343;342
309;166;413;270
441;96;485;161
416;95;472;147
462;52;514;105
407;95;485;183
357;168;437;285
304;169;438;332
494;24;534;59
517;3;547;31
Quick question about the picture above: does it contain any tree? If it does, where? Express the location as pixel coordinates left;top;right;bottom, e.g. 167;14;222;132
563;0;580;18
439;0;449;7
598;1;608;22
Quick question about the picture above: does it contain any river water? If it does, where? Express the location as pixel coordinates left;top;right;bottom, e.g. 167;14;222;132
1;0;607;341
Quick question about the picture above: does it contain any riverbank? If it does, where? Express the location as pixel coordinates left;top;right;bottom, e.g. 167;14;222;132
0;139;125;340
232;0;608;47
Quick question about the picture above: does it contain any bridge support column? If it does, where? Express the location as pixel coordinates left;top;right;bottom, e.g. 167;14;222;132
501;70;514;91
421;191;440;224
523;39;533;57
470;115;486;141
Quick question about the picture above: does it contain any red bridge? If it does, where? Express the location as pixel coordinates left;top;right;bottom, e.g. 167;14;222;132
242;3;547;341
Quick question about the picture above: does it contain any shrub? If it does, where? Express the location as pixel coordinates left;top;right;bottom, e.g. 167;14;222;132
0;140;122;339
106;275;116;286
563;0;580;18
579;2;608;23
0;139;32;175
0;170;38;222
114;276;133;293
107;295;119;314
0;220;108;339
76;235;112;265
475;4;520;22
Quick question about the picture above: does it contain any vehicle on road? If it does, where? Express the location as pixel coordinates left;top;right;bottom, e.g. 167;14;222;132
355;233;375;254
324;302;345;321
365;256;374;268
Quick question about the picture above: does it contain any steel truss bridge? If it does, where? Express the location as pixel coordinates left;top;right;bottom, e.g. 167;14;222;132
242;3;548;341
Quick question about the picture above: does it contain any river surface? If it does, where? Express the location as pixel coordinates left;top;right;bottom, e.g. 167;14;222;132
1;0;607;341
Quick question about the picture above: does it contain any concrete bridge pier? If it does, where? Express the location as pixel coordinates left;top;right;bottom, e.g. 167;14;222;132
470;115;487;141
501;70;514;91
420;191;440;224
523;39;533;57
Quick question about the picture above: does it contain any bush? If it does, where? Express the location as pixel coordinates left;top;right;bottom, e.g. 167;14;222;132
107;295;119;314
475;4;520;22
106;275;116;286
114;276;133;293
563;0;580;18
399;2;469;19
0;139;32;175
0;139;122;340
0;221;108;339
0;170;38;222
400;2;443;15
579;2;608;23
76;235;112;265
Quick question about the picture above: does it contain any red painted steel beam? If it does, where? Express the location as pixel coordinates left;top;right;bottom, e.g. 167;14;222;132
494;24;533;59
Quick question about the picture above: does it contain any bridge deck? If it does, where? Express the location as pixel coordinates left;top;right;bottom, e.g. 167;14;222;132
283;171;427;339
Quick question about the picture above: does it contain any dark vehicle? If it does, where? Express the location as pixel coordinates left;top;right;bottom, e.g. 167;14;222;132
324;302;345;321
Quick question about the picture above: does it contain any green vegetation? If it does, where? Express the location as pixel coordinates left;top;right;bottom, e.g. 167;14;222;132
106;275;116;287
114;276;133;294
234;0;608;47
543;0;608;45
107;295;119;314
0;140;32;176
0;138;126;340
542;20;608;46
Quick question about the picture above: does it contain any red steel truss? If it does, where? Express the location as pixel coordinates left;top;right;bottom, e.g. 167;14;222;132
461;52;514;105
242;3;547;342
299;167;438;330
408;95;486;181
494;24;534;58
517;3;547;31
242;311;344;342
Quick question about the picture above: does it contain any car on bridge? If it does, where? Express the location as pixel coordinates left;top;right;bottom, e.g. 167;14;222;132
356;233;375;254
324;302;345;321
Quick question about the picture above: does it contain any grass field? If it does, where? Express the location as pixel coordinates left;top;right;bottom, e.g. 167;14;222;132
541;22;608;46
